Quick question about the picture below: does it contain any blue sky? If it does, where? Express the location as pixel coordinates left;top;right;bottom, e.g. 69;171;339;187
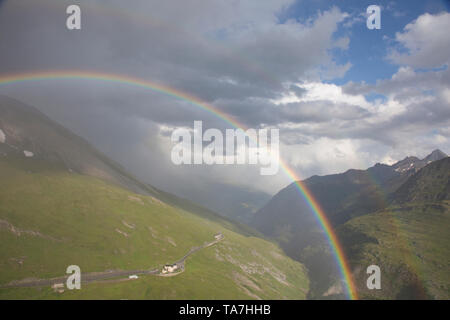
279;0;450;84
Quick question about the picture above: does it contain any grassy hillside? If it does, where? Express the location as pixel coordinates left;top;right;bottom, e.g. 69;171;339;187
393;157;450;204
250;155;448;299
339;159;450;299
0;156;308;299
338;202;450;299
0;95;260;240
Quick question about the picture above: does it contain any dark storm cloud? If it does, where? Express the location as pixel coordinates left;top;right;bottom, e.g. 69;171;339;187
1;0;352;197
0;0;353;133
1;0;448;200
0;1;347;100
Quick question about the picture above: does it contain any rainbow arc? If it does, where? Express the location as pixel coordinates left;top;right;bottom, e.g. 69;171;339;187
0;70;358;299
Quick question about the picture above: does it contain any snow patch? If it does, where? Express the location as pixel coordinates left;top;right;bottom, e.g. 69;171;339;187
23;150;34;157
0;129;5;143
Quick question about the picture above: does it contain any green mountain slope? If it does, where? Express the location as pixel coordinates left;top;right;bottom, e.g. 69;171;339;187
249;151;447;299
0;95;260;239
338;158;450;299
393;157;450;204
0;97;309;299
339;202;449;299
248;165;402;298
0;147;308;300
0;95;157;196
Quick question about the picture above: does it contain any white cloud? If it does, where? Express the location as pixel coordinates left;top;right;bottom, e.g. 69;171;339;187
333;37;350;50
388;12;450;68
284;137;370;176
0;129;5;143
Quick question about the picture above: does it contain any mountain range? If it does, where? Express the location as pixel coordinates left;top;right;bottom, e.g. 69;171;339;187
339;157;449;299
0;94;448;300
250;147;449;299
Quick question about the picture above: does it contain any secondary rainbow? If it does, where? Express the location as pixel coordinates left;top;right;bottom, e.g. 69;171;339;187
0;70;358;299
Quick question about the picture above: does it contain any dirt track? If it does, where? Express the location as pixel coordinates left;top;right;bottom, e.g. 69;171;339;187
0;234;224;289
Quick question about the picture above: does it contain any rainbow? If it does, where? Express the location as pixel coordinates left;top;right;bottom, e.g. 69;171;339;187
0;70;358;299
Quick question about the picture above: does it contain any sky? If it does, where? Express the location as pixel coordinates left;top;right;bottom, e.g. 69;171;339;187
0;0;449;215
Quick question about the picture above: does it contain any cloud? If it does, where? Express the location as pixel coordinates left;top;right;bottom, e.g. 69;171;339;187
387;12;450;68
0;1;448;215
0;0;351;201
338;64;450;158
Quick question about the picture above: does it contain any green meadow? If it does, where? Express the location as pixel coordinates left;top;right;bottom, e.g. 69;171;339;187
0;157;309;299
339;201;450;299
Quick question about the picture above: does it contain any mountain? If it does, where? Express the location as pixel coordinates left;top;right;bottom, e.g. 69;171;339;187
338;157;450;299
167;181;271;224
0;95;156;196
393;157;450;204
423;149;448;163
392;149;447;175
0;95;271;228
0;96;309;299
0;95;259;238
250;149;447;298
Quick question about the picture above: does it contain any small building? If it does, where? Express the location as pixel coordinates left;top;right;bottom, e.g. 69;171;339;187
51;283;65;293
129;275;139;279
51;283;64;289
162;264;178;274
23;150;34;158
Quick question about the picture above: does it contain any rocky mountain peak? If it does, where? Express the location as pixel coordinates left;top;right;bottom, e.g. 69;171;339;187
423;149;447;163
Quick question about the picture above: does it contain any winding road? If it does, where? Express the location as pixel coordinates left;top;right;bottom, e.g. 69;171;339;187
0;234;224;289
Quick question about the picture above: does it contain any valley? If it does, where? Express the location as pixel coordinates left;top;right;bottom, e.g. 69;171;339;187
0;97;309;300
250;153;450;299
0;95;448;300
